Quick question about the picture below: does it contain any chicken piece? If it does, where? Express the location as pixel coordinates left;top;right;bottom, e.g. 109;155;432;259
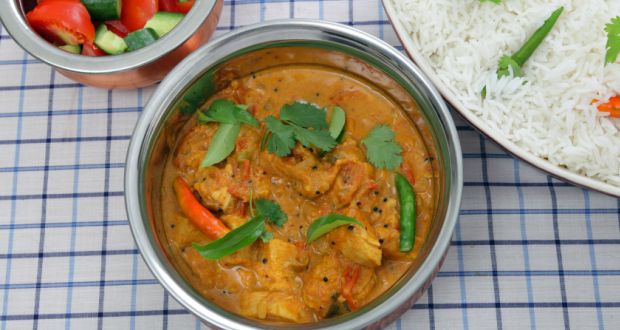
329;160;375;208
259;145;340;198
330;227;382;268
240;291;314;322
256;239;308;291
340;263;378;310
351;266;377;303
302;254;343;317
219;244;257;268
369;198;404;260
224;129;271;201
220;214;246;229
328;209;382;267
173;124;216;173
261;239;308;271
192;164;236;213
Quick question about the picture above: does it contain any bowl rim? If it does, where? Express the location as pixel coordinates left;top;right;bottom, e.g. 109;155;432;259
124;19;463;329
382;0;620;198
0;0;218;74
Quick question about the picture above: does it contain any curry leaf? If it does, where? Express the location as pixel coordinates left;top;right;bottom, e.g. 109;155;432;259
329;106;346;140
198;99;258;127
255;199;288;227
307;214;363;243
200;123;241;168
362;125;403;170
280;102;328;129
193;215;265;259
193;199;288;258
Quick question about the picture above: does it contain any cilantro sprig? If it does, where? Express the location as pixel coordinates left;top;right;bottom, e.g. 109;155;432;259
362;125;403;170
193;199;288;259
199;99;258;168
480;0;501;4
605;16;620;65
254;199;288;227
263;102;338;157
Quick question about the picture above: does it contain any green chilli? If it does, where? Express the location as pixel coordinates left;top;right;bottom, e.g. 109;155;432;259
395;173;416;252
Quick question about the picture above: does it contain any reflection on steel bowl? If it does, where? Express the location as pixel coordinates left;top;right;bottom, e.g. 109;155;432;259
0;0;222;88
125;20;462;329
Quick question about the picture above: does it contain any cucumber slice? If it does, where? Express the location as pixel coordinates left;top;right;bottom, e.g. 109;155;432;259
124;28;159;52
94;24;127;55
81;0;122;21
144;12;184;37
58;44;82;54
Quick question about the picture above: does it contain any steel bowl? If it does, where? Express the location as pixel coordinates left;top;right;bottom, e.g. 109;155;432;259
125;20;463;329
0;0;223;89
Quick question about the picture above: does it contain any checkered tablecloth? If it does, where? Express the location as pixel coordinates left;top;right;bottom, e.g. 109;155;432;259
1;1;619;329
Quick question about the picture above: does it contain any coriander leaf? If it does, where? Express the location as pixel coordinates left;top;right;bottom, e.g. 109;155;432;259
280;102;328;129
255;199;288;227
264;116;296;157
193;215;265;259
200;123;241;168
362;125;403;170
291;124;337;152
198;99;259;127
497;55;522;78
260;231;274;243
329;106;346;140
480;0;501;3
605;16;620;65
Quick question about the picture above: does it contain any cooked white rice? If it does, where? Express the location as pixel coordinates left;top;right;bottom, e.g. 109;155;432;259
390;0;620;185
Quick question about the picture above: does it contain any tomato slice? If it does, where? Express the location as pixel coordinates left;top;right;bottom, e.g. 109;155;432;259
26;0;95;45
596;95;620;118
81;41;107;56
121;0;158;32
176;0;195;14
104;20;129;38
159;0;178;12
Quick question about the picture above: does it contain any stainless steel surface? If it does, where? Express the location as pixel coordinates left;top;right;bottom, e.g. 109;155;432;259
125;20;463;329
0;0;222;88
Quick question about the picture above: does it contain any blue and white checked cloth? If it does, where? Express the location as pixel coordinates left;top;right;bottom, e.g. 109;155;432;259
1;1;619;329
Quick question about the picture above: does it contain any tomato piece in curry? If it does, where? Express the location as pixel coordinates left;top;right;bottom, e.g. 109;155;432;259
160;65;436;323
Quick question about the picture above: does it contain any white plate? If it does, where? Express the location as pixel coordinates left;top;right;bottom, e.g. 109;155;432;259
382;1;620;197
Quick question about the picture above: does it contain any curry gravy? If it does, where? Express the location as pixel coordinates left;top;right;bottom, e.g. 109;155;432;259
159;65;435;323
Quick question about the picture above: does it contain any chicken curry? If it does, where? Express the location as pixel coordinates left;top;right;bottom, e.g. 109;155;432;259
159;63;436;323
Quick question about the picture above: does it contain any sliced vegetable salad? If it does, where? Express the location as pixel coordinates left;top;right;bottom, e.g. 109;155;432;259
26;0;193;56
